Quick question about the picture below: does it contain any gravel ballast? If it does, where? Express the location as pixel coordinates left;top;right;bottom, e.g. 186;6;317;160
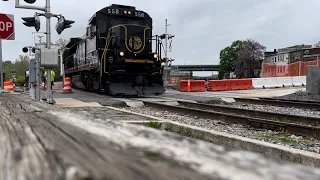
278;89;320;102
214;103;320;118
123;106;320;154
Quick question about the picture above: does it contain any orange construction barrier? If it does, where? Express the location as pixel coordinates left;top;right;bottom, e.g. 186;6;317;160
230;79;252;90
63;77;72;93
4;81;14;92
180;80;206;92
207;80;231;91
190;80;205;92
180;80;187;92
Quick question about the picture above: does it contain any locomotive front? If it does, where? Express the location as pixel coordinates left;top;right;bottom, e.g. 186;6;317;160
98;5;164;96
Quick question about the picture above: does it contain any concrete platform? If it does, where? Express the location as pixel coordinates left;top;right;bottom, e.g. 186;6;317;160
163;86;305;100
50;86;304;107
52;89;127;107
55;98;103;107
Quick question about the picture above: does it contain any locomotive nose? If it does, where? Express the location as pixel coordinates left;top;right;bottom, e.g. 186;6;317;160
135;75;147;85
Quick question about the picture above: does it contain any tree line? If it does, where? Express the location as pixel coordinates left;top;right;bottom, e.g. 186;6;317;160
2;38;67;85
218;39;265;79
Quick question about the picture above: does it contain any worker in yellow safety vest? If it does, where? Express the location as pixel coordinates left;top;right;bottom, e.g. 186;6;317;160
44;70;56;89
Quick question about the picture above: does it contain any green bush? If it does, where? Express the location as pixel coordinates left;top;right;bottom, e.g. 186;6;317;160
15;76;25;85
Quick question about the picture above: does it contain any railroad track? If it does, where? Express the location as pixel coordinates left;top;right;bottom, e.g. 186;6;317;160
234;97;320;111
142;100;320;140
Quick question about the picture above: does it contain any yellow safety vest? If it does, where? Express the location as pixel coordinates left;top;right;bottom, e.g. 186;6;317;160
44;70;55;81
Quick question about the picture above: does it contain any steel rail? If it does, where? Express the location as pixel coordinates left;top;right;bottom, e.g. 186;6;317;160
178;101;320;127
142;101;320;140
260;97;320;105
234;98;320;111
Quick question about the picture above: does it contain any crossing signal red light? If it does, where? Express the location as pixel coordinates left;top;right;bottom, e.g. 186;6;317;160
24;0;36;3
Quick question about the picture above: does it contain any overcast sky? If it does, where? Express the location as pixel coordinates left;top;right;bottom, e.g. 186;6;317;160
1;0;320;67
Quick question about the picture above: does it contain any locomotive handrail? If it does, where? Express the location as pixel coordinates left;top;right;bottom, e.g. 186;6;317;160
101;35;114;73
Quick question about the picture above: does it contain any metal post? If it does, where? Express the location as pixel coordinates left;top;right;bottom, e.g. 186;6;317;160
164;19;168;86
0;40;3;89
299;61;301;76
165;19;168;63
45;0;54;104
60;49;64;87
35;49;40;101
29;55;35;100
62;64;65;87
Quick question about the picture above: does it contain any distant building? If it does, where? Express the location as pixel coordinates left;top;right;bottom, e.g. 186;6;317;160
302;47;320;62
262;45;312;77
263;44;313;64
285;45;312;63
264;49;278;64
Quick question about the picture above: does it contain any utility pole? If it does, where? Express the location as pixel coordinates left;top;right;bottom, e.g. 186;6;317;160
44;0;53;104
165;19;169;63
164;19;171;86
16;0;74;104
0;40;3;90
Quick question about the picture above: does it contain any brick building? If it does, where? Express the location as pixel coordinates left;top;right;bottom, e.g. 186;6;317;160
302;47;320;62
286;45;312;63
264;49;278;64
262;44;313;77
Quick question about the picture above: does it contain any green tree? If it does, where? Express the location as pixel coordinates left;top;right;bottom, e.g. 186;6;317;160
235;39;265;78
15;55;29;77
3;61;15;80
218;40;244;79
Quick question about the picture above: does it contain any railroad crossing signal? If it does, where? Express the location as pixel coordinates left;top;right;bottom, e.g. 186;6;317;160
0;13;15;40
22;14;40;32
55;16;75;34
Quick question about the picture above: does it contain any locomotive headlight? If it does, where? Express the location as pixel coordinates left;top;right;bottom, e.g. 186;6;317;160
154;53;158;58
128;11;131;14
124;10;127;14
120;51;124;56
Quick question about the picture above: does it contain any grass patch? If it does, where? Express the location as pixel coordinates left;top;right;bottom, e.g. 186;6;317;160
255;132;300;144
277;136;298;144
145;121;162;129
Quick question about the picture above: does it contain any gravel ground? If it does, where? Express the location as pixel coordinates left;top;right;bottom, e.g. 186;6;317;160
123;106;320;154
213;103;320;118
278;90;320;102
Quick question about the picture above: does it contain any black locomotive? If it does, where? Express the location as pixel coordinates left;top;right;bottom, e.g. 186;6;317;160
63;4;165;96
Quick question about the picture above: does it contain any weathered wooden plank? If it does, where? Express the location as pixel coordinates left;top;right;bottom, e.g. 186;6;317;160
0;100;61;179
1;94;320;180
0;94;212;179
